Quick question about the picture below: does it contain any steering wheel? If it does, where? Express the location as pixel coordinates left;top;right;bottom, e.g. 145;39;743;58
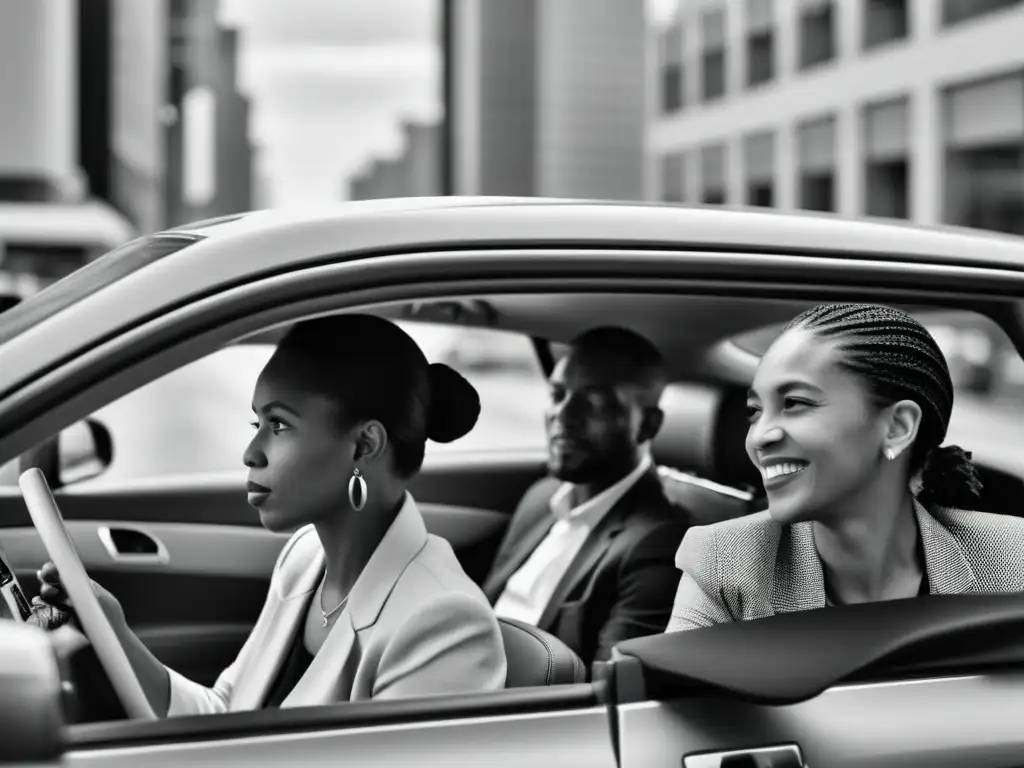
18;468;156;720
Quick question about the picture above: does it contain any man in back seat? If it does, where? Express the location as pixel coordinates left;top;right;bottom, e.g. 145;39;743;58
482;327;690;673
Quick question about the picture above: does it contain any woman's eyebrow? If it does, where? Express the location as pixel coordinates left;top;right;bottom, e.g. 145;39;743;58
748;380;823;399
251;400;301;417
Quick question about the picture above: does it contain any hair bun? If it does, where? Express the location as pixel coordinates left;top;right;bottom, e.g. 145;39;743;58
916;443;983;510
426;363;480;443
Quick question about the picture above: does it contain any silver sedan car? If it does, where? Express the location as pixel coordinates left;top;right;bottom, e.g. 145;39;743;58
1;197;1023;767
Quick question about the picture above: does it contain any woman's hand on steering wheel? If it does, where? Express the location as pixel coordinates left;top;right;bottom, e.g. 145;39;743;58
30;561;125;631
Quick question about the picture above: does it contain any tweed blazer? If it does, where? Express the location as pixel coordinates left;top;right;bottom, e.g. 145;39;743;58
666;500;1024;632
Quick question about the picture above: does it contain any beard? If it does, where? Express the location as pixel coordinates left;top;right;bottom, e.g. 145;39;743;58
548;441;639;486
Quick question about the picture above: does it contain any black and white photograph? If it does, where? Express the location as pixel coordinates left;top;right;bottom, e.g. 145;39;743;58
0;1;1022;766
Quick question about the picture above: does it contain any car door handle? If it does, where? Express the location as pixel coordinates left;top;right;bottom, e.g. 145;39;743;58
684;744;806;768
98;526;170;565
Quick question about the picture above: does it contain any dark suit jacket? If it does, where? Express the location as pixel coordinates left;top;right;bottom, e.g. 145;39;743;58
483;468;690;672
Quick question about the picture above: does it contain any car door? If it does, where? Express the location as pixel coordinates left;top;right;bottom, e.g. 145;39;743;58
0;320;551;686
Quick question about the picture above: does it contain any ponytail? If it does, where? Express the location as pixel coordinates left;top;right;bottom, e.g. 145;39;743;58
915;444;984;510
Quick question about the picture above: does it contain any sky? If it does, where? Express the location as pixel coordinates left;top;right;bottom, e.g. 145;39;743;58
216;0;673;209
218;0;442;207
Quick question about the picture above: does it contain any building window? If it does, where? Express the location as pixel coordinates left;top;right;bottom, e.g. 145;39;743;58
801;174;835;211
747;30;774;87
748;183;774;206
798;115;837;212
866;162;909;218
799;0;836;70
864;97;911;219
658;22;685;114
660;152;686;202
943;72;1024;235
701;9;727;103
701;144;728;204
942;0;1022;26
864;0;909;49
744;130;775;206
746;0;775;87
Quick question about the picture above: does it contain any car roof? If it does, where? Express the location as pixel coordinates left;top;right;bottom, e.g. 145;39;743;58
3;197;1022;402
10;197;1024;340
173;196;1024;273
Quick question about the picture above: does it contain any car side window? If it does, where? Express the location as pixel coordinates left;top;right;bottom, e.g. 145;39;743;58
0;322;549;488
396;322;549;455
920;312;1023;476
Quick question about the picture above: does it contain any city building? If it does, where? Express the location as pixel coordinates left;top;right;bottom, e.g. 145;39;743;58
648;0;1024;235
109;0;253;234
109;0;172;235
0;0;133;298
348;121;442;200
449;0;647;200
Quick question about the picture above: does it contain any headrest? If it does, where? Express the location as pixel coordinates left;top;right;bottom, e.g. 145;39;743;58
652;382;764;507
656;466;752;525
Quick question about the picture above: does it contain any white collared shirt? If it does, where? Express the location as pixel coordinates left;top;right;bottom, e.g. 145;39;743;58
494;452;653;626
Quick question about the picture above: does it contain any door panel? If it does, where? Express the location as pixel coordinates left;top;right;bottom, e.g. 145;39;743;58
618;672;1024;768
0;450;547;685
64;705;619;768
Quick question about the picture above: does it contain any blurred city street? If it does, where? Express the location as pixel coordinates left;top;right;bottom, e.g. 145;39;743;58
0;0;1022;486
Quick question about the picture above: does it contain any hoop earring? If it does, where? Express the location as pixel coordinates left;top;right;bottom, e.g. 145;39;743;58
348;468;367;511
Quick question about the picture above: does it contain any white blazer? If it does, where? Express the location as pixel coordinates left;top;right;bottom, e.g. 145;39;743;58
167;494;507;715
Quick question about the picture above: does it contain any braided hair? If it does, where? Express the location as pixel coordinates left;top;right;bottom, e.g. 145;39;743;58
784;303;983;510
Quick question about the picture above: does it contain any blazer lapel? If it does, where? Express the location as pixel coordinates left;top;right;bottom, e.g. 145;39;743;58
770;521;826;615
915;501;977;595
283;494;429;708
281;611;356;708
229;541;325;712
767;501;976;616
532;471;663;632
483;507;557;603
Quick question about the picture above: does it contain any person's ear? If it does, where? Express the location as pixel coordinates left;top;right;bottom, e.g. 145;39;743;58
353;420;389;464
882;399;922;461
638;406;664;445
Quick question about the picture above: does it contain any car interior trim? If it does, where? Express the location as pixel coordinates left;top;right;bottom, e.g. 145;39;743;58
64;682;605;750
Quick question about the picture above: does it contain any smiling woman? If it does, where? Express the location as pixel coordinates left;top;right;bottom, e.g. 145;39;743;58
667;302;1024;632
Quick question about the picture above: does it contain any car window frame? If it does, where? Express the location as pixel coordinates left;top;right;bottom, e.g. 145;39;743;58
2;245;1023;470
0;247;1022;745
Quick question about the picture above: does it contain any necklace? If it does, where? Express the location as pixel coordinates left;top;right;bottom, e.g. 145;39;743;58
319;580;349;627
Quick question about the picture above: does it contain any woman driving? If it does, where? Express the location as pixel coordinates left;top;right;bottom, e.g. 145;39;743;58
33;314;507;714
667;303;1024;632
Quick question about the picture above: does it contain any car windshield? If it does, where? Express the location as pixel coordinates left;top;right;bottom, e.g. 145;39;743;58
0;235;203;346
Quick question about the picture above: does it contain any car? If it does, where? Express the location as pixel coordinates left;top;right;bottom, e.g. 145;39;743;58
0;197;1023;767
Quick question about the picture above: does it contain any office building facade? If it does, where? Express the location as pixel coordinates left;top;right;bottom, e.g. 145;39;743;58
451;0;646;200
649;0;1024;235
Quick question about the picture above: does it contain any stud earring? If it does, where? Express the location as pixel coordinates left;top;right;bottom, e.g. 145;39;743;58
885;448;897;461
348;468;367;511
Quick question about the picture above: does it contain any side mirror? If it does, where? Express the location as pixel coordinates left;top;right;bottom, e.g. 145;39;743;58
58;418;114;484
0;622;65;763
16;417;114;489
